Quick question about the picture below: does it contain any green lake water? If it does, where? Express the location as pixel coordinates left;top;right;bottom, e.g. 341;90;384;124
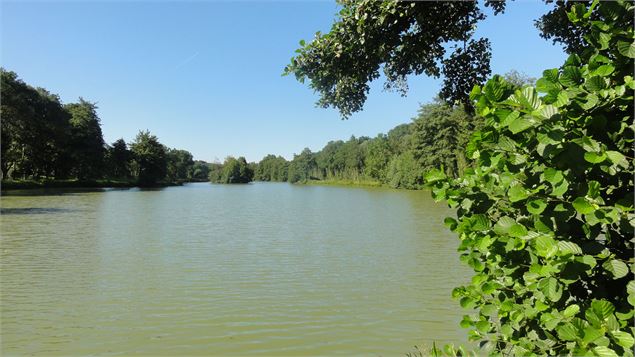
1;182;471;356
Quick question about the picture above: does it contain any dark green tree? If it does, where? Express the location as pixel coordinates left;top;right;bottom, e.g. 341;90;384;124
191;160;211;181
130;130;167;186
0;69;71;179
288;148;316;183
65;99;105;179
209;156;254;184
364;134;391;181
283;1;509;117
385;151;422;189
411;101;477;178
106;138;132;178
255;154;289;182
166;148;194;182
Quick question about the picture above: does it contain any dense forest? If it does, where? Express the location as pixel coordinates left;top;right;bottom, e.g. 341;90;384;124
0;69;211;187
210;99;479;188
230;73;531;189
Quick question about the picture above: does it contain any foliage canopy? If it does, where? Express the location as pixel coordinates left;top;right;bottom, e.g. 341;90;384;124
425;1;634;355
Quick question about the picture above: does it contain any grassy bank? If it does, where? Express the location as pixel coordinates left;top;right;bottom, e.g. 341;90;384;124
1;178;183;190
306;178;383;188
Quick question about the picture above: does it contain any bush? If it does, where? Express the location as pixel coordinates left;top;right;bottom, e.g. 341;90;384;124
425;1;634;355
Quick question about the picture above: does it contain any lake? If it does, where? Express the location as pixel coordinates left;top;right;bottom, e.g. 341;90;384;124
1;182;471;356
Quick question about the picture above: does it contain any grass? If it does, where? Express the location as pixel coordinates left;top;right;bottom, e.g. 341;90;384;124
306;178;383;188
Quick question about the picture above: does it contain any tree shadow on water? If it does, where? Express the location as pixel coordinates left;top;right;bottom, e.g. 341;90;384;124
1;207;76;215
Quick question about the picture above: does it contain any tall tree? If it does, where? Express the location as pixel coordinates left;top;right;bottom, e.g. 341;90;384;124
191;160;211;181
65;98;105;179
107;138;132;178
166;148;194;181
130;130;167;186
411;101;477;178
0;69;71;179
209;156;253;184
288;148;316;183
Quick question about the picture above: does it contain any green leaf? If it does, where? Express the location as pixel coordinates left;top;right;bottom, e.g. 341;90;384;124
444;217;458;230
519;86;541;110
554;90;570;107
592;346;618;357
527;199;547;214
470;214;490;231
582;93;599;111
583;326;605;344
585;76;608;92
538;104;558;119
565;53;581;67
536;78;560;93
591;300;615;320
536;235;558;258
563;304;580;318
597;32;611;50
627;280;635;295
587;181;601;198
592;64;615;77
584;151;606;164
508;223;528;238
496;136;517;151
543;68;559;82
508;185;529;202
500;110;520;127
561;66;583;87
574;136;601;152
557;322;582;341
573;197;595;214
539;277;562;301
509;116;535;134
460;297;475;309
460;315;473;328
602;259;628;279
494;217;527;237
611;331;635;348
483;77;507;101
476;320;490;333
606;151;629;168
558;241;583;255
494;217;514;233
543;168;564;184
577;255;597;269
552;179;569;197
617;40;635;58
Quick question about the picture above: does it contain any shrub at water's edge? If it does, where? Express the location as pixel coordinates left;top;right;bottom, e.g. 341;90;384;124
209;156;254;184
425;1;634;355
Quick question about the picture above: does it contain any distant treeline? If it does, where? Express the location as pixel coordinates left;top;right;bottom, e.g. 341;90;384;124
212;71;532;188
1;69;210;186
241;100;477;189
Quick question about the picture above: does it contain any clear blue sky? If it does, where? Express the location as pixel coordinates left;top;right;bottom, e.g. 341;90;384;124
1;1;566;163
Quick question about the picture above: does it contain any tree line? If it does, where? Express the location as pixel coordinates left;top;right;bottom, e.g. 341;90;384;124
227;76;528;189
248;100;477;188
1;69;211;186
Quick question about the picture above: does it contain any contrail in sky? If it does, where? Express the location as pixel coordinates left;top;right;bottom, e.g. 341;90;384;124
175;51;200;69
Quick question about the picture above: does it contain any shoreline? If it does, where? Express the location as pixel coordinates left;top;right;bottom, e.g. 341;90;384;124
305;179;384;188
1;179;187;191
